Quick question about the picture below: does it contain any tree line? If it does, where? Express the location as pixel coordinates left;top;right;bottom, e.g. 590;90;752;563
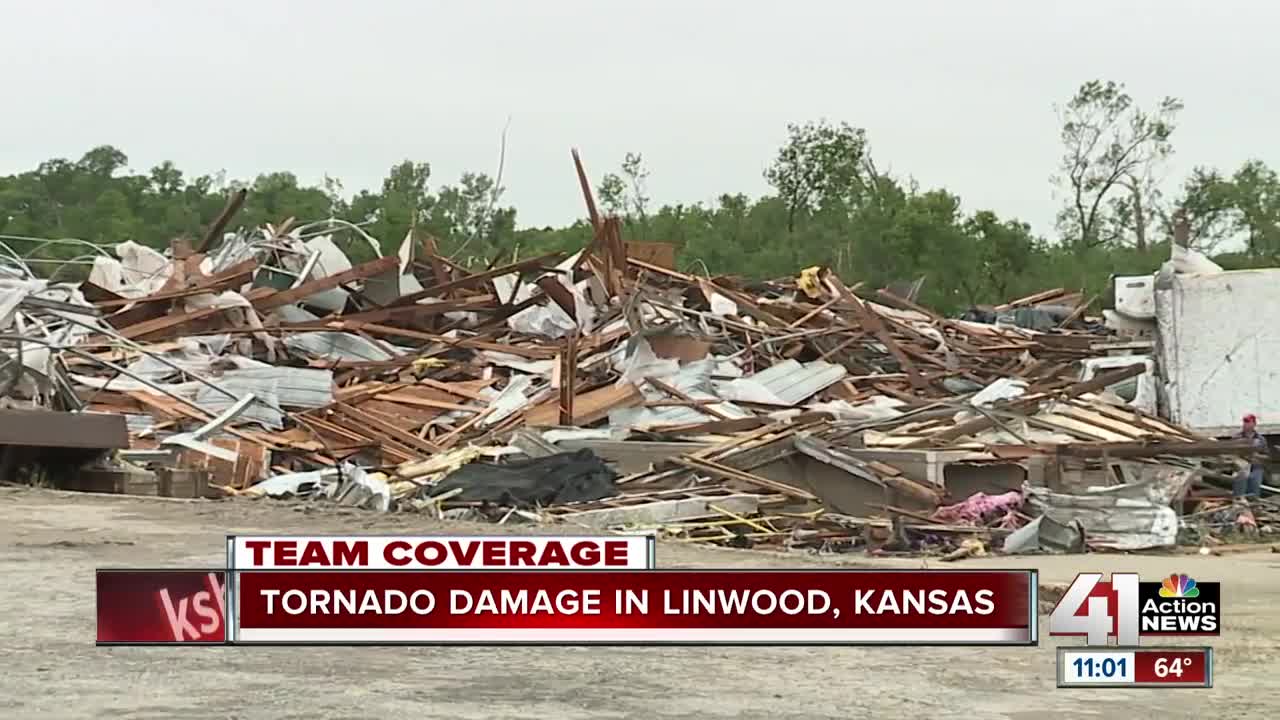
2;78;1277;313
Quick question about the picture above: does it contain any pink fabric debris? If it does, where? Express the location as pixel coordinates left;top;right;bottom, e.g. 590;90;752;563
931;490;1023;524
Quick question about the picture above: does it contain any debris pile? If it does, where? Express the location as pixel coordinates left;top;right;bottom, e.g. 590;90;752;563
0;157;1266;558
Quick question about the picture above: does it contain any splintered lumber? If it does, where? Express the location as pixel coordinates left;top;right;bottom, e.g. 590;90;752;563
875;288;943;322
572;148;602;231
286;294;497;328
646;376;730;420
253;255;399;311
537;275;577;319
795;433;942;508
826;276;927;390
333;403;442;456
899;363;1148;448
553;492;763;529
197;188;247;253
93;259;259;309
1057;294;1095;328
390;253;564;308
1055;439;1254;458
524;382;643;427
350;324;558;358
117;306;225;341
556;335;578;425
995;287;1068;311
673;456;818;502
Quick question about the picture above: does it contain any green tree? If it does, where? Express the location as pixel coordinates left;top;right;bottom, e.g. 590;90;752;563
1177;160;1280;258
962;211;1043;303
764;120;872;232
430;171;515;260
1054;80;1182;249
348;160;434;253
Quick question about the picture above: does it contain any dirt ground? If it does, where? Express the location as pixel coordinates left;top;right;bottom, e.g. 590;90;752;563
1;486;1276;719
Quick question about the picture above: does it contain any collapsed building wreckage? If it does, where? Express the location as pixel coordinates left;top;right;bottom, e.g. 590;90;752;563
0;157;1269;558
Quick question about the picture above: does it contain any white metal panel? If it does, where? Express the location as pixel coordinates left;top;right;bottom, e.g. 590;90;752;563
1113;274;1156;319
1079;356;1157;415
1155;269;1280;435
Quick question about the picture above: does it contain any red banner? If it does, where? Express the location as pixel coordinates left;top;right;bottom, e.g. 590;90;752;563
97;570;227;644
234;569;1035;645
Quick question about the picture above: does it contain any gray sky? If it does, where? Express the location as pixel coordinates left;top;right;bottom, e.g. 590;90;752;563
2;0;1274;237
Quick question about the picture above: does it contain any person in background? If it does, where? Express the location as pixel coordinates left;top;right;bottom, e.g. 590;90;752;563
1234;414;1268;498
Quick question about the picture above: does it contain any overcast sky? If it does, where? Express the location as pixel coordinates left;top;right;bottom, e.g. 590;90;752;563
2;1;1274;237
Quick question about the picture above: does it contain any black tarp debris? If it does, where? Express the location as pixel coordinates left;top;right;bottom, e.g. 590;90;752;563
432;449;619;508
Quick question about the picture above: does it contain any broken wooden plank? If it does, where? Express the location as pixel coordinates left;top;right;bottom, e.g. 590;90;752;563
391;253;564;308
197;188;247;254
93;259;259;309
285;294;498;329
825;276;927;390
645;376;731;421
899;363;1148;449
1055;439;1254;459
334;402;442;457
555;493;762;529
674;456;818;502
117;306;226;341
253;255;399;311
525;382;643;427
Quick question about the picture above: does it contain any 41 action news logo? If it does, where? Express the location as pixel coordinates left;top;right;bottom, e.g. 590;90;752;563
1048;572;1220;646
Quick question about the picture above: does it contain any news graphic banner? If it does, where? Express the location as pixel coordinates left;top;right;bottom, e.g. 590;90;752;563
228;535;657;570
97;570;227;644
1056;647;1213;689
233;569;1034;644
96;535;1037;646
1048;572;1221;645
1048;571;1220;690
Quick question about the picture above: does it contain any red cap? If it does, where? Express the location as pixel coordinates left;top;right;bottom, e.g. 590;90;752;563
1244;413;1258;423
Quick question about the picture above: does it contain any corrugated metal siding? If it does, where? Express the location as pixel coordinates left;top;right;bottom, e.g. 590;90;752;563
209;367;334;409
610;360;750;428
717;359;846;406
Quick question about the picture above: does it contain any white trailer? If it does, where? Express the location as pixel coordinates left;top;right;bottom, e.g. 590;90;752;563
1153;268;1280;437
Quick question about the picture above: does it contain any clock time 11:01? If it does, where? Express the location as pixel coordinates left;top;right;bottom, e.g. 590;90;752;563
1073;656;1127;678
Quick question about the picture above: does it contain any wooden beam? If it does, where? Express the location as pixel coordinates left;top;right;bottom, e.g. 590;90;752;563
117;306;225;341
646;377;730;420
556;333;579;426
197;188;247;253
253;255;398;312
572;148;601;231
334;403;441;457
673;456;818;502
285;294;496;329
899;363;1149;449
828;277;927;390
390;253;564;308
94;259;258;309
1056;439;1253;458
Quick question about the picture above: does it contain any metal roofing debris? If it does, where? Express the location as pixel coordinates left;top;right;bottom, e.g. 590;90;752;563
194;385;283;430
717;359;847;406
275;306;398;362
209;367;334;409
160;393;257;462
611;358;751;429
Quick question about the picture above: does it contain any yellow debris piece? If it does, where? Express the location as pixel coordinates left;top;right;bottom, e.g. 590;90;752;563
797;266;824;299
411;357;448;372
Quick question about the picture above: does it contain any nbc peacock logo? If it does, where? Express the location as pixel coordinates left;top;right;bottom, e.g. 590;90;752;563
1158;574;1200;599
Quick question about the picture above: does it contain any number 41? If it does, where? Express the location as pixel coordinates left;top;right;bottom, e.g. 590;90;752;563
1048;573;1140;646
